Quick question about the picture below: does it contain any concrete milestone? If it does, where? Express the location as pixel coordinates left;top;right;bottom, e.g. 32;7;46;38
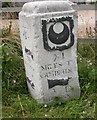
19;1;80;103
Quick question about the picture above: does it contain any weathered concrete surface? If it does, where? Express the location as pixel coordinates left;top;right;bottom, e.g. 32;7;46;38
19;1;80;103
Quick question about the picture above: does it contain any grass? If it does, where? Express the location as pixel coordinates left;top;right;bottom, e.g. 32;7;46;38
1;28;97;118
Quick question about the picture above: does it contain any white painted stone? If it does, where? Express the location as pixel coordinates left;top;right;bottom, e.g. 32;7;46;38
19;1;80;103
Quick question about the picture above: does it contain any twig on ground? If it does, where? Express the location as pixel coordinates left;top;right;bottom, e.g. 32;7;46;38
18;94;25;117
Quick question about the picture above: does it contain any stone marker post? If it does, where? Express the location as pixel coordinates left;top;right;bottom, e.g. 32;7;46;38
19;1;80;103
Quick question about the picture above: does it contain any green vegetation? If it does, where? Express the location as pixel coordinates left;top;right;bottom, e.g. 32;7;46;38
1;25;97;118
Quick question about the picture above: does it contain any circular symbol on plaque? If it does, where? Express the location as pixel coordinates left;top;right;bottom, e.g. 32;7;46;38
48;22;69;44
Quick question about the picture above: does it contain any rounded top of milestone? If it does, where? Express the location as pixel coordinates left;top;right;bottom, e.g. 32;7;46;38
22;1;74;14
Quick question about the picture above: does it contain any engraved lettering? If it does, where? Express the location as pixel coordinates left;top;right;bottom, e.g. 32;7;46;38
45;73;49;78
47;64;52;70
54;54;59;61
53;89;56;92
40;60;73;78
59;63;62;67
67;60;72;65
40;75;43;78
62;52;65;59
54;63;58;68
41;65;47;70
